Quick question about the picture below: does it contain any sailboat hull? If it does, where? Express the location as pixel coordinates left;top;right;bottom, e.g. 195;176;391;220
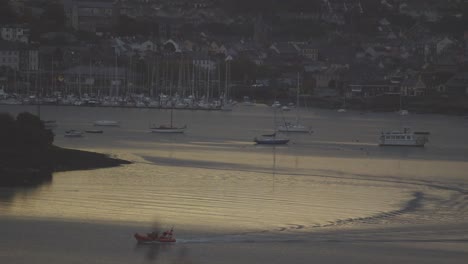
150;127;186;133
254;138;289;145
277;125;311;133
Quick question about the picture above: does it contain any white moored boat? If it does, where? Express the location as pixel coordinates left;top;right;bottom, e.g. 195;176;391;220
150;93;187;133
94;120;120;127
277;122;312;133
277;73;311;133
379;128;429;147
64;130;83;137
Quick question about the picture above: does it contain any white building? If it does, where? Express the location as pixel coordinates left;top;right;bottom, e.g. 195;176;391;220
0;24;30;43
0;41;38;71
0;41;20;70
21;49;39;71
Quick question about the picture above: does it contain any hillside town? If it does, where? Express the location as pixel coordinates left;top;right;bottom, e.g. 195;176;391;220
1;0;468;113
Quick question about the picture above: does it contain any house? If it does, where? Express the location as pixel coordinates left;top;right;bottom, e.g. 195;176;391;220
191;53;216;70
0;24;29;43
364;46;391;60
420;71;454;95
0;41;20;70
400;75;427;96
349;80;400;98
0;41;38;71
293;43;319;61
69;0;118;32
270;42;298;57
111;37;130;56
268;42;300;66
436;37;455;55
344;61;396;98
163;39;184;53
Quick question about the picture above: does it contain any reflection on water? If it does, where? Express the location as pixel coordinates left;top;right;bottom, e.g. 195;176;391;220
0;171;52;202
1;105;468;236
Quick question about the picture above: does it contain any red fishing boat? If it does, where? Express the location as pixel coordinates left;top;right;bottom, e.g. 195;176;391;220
134;227;176;243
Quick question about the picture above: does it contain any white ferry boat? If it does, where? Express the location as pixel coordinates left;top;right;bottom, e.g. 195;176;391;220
379;128;429;147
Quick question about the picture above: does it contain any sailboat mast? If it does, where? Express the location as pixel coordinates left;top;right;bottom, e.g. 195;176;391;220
273;107;277;136
296;72;301;122
170;106;173;127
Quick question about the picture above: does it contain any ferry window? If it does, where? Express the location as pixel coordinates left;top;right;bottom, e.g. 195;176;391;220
406;136;411;140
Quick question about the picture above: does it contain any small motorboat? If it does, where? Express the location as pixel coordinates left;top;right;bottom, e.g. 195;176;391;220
134;228;176;244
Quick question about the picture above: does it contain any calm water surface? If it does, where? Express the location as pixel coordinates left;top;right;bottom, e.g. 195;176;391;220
1;104;468;263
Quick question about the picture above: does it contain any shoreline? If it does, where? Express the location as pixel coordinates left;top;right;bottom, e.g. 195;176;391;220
301;96;468;116
2;97;468;116
0;146;131;187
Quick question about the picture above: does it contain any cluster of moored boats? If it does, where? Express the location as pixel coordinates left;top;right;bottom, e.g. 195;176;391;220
63;120;119;137
0;92;234;110
39;98;430;147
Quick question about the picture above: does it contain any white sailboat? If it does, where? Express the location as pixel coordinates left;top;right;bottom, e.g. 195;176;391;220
277;73;312;133
220;56;234;112
150;105;186;133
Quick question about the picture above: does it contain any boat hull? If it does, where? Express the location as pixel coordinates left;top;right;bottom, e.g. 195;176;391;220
134;233;176;244
94;120;119;127
277;126;311;133
64;132;83;137
379;140;425;147
150;125;186;133
85;130;103;134
254;138;289;145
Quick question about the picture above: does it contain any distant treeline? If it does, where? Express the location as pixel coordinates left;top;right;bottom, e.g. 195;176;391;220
0;112;54;150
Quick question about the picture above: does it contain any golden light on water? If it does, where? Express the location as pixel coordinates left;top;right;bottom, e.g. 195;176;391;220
1;105;468;236
2;146;417;233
